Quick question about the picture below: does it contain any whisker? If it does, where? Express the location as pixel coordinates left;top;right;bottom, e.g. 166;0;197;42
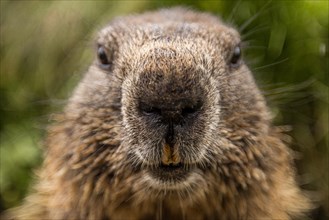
253;58;289;71
242;25;270;40
226;0;243;24
239;0;273;32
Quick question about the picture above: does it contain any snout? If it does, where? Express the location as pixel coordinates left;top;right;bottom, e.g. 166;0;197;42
121;44;220;181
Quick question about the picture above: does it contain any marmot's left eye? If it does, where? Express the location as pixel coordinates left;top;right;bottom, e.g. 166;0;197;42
97;46;111;68
230;45;241;67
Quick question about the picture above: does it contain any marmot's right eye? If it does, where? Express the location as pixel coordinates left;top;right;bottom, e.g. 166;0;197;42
97;46;111;68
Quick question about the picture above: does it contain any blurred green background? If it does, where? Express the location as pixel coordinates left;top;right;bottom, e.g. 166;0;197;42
0;0;328;218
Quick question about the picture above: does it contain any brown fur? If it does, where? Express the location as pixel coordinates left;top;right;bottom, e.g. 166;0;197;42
5;8;310;220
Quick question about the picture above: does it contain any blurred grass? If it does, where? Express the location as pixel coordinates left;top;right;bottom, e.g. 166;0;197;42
0;0;328;218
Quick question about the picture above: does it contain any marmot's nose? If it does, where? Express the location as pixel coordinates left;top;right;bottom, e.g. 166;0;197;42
138;99;203;125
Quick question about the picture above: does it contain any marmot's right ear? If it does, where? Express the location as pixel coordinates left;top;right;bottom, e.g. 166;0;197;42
96;44;112;70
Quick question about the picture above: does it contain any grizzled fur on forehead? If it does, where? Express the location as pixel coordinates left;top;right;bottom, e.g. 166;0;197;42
96;10;241;77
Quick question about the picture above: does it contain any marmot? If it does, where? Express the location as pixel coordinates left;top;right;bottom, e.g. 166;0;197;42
6;8;311;220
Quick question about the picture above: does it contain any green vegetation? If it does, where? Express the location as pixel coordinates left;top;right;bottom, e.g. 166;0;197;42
1;1;328;218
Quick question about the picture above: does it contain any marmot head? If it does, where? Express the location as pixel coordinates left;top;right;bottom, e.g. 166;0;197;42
66;8;271;193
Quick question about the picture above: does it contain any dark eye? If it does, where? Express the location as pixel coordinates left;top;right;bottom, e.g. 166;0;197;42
97;46;111;68
230;45;242;67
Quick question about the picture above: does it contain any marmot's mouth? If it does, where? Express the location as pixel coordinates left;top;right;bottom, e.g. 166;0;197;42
148;162;191;182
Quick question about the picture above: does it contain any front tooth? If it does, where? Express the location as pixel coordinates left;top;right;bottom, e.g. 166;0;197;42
161;143;181;166
162;144;173;165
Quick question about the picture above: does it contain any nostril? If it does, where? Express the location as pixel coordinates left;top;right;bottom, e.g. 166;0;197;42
181;102;202;117
138;100;202;120
139;103;162;116
182;106;198;116
144;107;161;115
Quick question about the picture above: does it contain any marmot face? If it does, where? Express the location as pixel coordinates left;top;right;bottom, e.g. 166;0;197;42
69;9;271;191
